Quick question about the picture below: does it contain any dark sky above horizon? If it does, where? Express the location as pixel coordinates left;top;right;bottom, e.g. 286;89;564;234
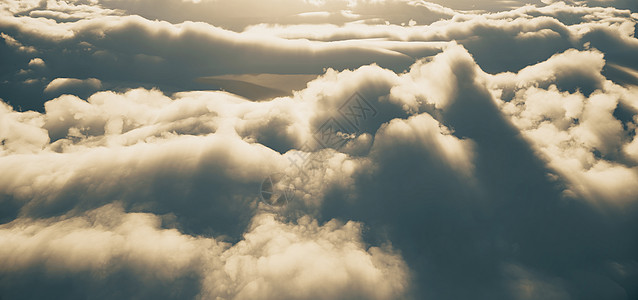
1;0;638;299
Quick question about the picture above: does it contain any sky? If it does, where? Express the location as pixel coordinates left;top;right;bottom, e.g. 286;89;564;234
0;0;638;299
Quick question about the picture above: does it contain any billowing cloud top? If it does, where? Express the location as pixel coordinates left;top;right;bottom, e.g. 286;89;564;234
1;0;637;299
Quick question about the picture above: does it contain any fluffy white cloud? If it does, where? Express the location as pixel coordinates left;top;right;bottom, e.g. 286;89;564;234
44;77;102;95
0;101;49;154
491;49;638;205
201;213;409;300
0;203;409;299
0;32;36;53
27;57;44;68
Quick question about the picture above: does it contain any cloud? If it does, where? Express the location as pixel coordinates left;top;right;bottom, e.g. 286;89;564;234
491;48;638;205
1;1;638;299
27;57;44;67
546;0;638;11
0;100;49;155
0;32;36;53
92;0;456;30
44;77;102;96
1;40;638;299
0;7;442;110
318;44;638;299
0;203;409;299
1;0;636;111
201;213;409;300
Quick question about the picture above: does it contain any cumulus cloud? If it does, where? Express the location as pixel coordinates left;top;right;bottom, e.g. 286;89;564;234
1;0;638;299
0;32;36;53
27;57;44;68
0;203;408;299
44;77;102;96
1;0;636;110
491;48;638;205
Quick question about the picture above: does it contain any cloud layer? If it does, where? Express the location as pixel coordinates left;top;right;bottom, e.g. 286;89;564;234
1;0;637;299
